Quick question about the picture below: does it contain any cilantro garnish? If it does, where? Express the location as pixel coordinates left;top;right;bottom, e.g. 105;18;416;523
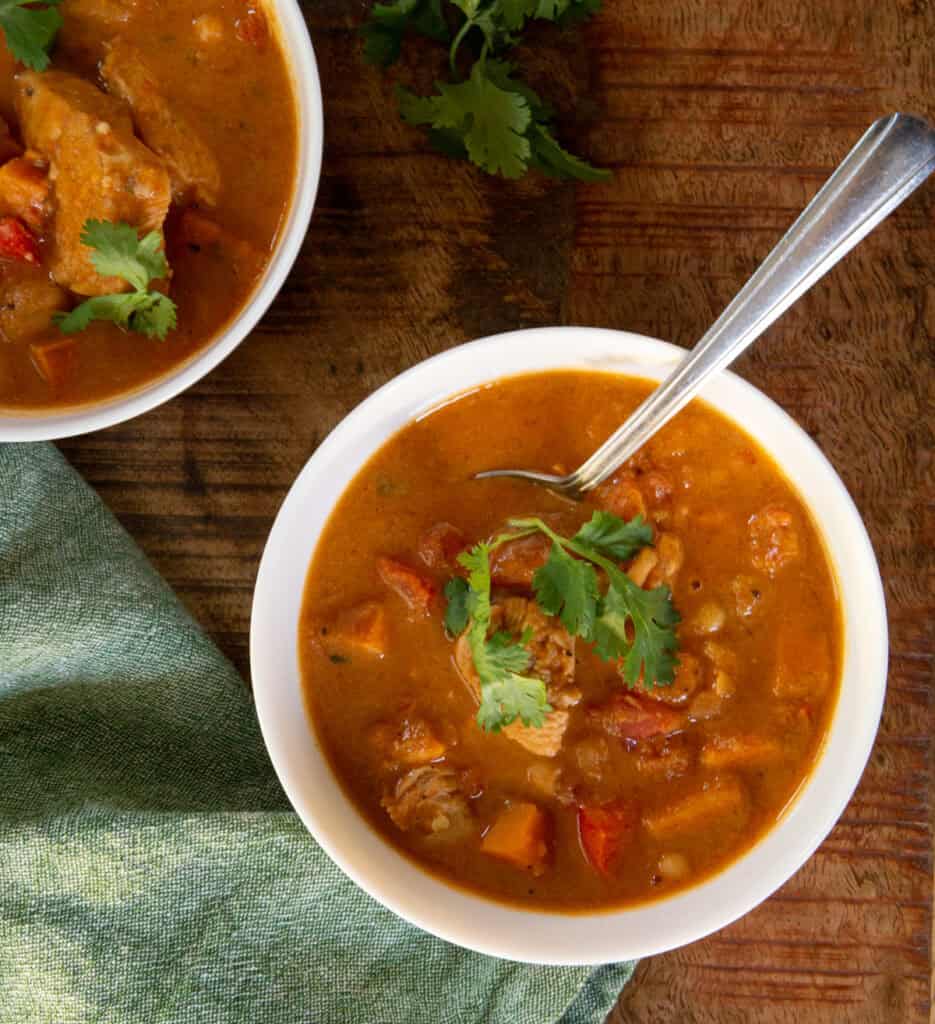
457;541;552;732
0;0;61;71
364;1;609;181
443;576;471;635
53;221;177;341
363;0;448;67
444;510;680;731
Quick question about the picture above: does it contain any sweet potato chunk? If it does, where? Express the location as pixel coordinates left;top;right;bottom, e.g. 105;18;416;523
30;338;77;388
102;40;221;206
481;802;549;874
377;556;437;615
643;776;748;840
0;264;67;343
772;620;833;700
15;70;171;295
0;154;50;232
327;602;388;657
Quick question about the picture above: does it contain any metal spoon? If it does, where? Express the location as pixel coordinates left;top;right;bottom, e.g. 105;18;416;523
476;112;935;499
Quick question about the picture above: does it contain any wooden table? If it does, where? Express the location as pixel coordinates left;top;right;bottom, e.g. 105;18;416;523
59;2;933;1020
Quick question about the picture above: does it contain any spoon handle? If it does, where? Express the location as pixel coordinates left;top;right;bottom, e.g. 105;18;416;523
572;112;935;493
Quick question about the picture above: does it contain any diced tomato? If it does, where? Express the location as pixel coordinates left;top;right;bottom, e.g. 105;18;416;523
30;339;77;388
578;799;640;874
377;556;437;615
0;216;40;264
588;692;684;741
418;522;467;570
490;534;551;587
236;8;268;50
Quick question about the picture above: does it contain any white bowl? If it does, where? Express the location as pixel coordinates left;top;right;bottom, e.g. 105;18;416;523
250;327;888;965
0;0;323;442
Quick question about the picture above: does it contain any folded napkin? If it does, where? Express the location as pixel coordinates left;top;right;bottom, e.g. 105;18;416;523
0;443;633;1024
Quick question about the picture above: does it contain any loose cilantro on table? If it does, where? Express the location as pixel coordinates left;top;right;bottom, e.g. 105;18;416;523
364;0;448;68
445;510;680;732
0;0;62;72
363;0;610;181
53;221;178;341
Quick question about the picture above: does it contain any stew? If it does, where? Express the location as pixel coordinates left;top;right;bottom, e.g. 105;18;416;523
0;0;297;410
299;372;842;911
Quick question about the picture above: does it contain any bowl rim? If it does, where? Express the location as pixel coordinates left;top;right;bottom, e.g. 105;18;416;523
0;0;324;442
250;326;888;965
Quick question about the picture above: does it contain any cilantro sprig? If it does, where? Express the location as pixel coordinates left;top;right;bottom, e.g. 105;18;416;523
446;510;680;731
53;221;177;341
514;514;680;689
0;0;61;71
457;540;553;733
364;0;610;181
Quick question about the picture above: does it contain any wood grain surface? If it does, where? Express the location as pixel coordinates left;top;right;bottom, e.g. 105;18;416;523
57;1;934;1021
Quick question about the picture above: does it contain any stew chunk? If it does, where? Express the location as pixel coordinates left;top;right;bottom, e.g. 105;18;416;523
14;71;171;295
481;802;549;874
102;41;221;206
455;596;577;757
382;765;473;838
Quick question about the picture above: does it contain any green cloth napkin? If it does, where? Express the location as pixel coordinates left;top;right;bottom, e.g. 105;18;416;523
0;442;634;1024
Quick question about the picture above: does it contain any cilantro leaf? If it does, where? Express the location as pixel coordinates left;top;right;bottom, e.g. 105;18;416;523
363;0;448;67
593;567;680;687
532;540;600;638
128;291;177;339
506;513;679;687
456;542;552;730
0;0;62;72
399;61;532;178
81;221;169;291
53;220;177;341
54;290;176;340
477;673;550;731
574;510;654;561
375;0;608;182
482;58;551;119
497;0;537;32
528;122;611;183
443;576;471;635
554;0;602;26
